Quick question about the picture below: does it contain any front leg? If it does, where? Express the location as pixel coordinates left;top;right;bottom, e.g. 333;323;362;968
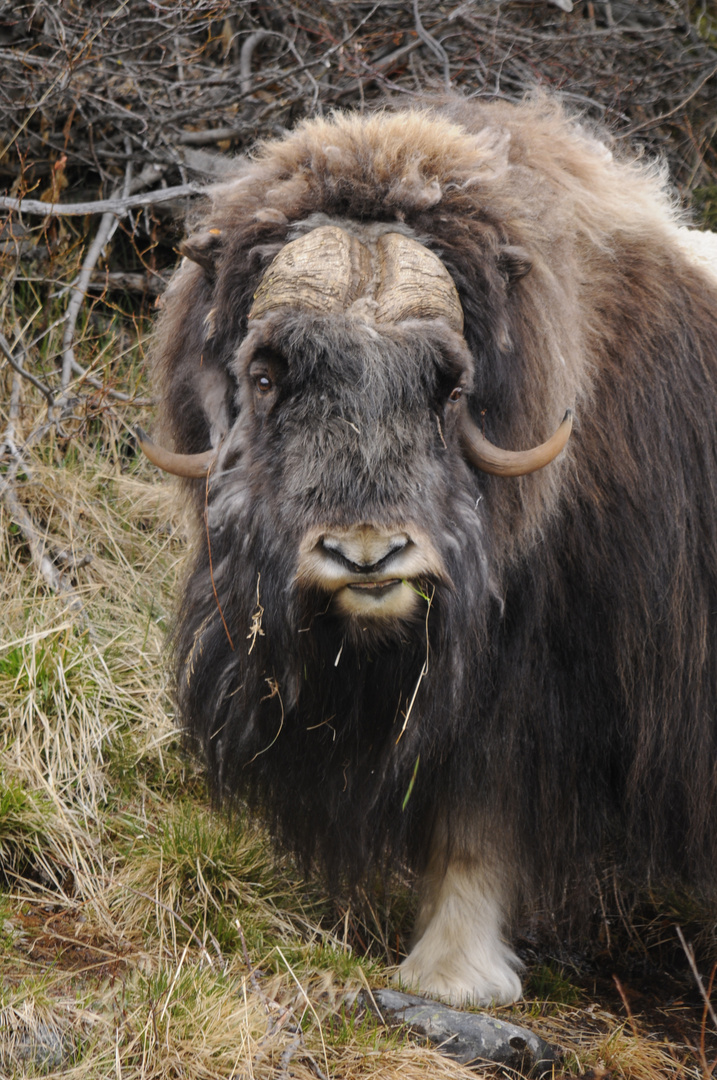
396;830;522;1006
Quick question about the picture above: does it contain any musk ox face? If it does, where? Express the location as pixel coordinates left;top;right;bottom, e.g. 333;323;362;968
208;310;482;653
142;98;717;1007
142;216;570;646
225;322;489;639
239;223;469;628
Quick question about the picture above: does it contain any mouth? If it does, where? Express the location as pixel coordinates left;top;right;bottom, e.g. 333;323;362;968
334;577;423;618
346;578;402;594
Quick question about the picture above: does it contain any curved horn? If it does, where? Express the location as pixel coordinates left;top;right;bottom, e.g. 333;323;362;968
460;408;573;477
135;427;216;478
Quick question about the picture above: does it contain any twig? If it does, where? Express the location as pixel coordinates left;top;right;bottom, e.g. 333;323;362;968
60;160;169;391
2;482;90;628
624;64;717;136
61;151;133;387
0;183;201;218
676;925;717;1033
413;0;451;90
5;372;22;442
0;417;59;499
86;270;164;294
240;31;273;96
239;29;320;107
0;330;55;405
68;368;154;407
176;127;245;146
278;1034;302;1079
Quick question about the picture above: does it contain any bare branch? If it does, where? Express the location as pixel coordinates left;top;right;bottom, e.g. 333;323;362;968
676;925;717;1034
60;156;161;388
0;184;202;219
0;331;55;406
624;63;717;136
413;0;451;90
176;128;245;147
240;31;273;96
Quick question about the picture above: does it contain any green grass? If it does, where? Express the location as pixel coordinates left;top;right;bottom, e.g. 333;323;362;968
525;962;583;1008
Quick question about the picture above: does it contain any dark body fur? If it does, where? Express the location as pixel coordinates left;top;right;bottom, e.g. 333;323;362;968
152;97;717;922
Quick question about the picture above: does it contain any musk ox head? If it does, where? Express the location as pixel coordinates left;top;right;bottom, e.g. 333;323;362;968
141;96;717;1004
142;218;570;629
139;102;583;878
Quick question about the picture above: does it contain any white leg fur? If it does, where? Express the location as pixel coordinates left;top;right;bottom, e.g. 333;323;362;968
396;840;522;1005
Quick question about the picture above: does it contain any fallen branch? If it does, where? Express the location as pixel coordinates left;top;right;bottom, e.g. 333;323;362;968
0;183;202;219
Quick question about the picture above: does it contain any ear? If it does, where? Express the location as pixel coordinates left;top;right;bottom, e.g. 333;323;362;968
497;245;532;287
179;227;223;278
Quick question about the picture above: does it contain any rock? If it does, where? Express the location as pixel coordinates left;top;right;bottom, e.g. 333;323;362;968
1;1020;71;1073
362;988;559;1076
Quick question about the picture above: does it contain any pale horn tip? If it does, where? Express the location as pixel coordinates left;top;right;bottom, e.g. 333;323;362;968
135;426;216;478
460;405;574;477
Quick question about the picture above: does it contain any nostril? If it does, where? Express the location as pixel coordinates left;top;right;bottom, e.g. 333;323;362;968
295;527;445;599
318;539;374;575
321;537;349;558
381;537;410;563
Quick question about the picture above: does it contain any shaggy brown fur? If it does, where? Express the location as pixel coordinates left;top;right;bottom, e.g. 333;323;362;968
149;96;717;988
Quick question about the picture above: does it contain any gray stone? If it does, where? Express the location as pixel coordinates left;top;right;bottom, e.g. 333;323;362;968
362;988;559;1076
1;1021;72;1073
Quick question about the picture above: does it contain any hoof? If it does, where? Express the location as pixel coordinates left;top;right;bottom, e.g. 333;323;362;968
396;947;522;1006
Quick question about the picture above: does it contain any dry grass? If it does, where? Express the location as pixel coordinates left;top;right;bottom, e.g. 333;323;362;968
1;320;715;1079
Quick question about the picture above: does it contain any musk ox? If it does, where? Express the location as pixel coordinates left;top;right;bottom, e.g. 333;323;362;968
139;96;717;1005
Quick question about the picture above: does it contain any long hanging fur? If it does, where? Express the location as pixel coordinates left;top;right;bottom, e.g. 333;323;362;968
150;95;717;917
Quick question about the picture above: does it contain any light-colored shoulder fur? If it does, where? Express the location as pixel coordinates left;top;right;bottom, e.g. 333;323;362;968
676;227;717;282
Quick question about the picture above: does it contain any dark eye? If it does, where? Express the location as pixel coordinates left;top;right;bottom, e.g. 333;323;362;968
448;386;463;402
254;374;273;394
